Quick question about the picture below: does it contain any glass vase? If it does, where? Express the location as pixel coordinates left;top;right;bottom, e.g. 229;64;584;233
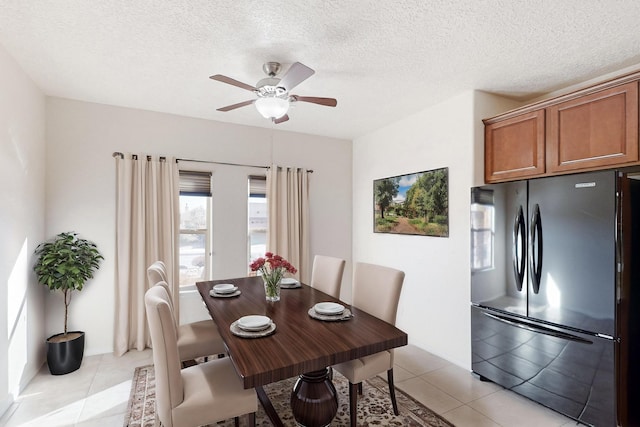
263;277;281;302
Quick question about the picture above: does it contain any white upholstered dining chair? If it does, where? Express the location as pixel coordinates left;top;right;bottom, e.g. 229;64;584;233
147;260;168;285
309;255;346;299
144;285;257;427
333;262;405;427
147;262;226;364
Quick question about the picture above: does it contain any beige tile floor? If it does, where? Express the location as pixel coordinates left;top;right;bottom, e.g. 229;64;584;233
392;345;579;427
0;344;580;426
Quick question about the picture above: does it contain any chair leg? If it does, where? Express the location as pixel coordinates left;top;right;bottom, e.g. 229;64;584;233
248;412;256;427
387;368;399;415
358;382;363;395
349;382;359;427
234;416;239;427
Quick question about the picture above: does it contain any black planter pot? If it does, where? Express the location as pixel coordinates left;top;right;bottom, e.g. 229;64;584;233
46;331;85;375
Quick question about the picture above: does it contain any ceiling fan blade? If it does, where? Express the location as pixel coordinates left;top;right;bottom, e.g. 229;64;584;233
292;96;337;107
210;74;256;92
273;114;289;124
278;62;315;92
217;99;255;112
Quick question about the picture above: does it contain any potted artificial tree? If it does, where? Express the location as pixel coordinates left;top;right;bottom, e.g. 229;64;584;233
33;232;103;375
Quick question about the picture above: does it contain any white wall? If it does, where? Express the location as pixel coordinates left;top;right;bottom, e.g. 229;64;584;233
0;43;46;414
44;98;352;355
352;90;520;368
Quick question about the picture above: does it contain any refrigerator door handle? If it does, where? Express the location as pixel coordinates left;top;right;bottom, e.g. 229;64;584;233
483;311;593;344
512;205;526;291
529;204;543;294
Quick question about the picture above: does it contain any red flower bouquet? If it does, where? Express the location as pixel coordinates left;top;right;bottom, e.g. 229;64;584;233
250;252;297;301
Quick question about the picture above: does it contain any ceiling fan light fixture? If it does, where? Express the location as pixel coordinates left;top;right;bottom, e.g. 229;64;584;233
211;61;336;124
255;96;289;119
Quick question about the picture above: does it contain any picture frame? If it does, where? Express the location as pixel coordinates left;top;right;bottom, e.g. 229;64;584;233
373;167;449;237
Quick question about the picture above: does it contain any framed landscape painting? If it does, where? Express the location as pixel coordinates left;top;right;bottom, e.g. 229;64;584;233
373;167;449;237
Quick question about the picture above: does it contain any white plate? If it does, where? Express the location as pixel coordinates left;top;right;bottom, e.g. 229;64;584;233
213;283;237;294
210;289;241;298
237;315;271;331
314;302;345;315
280;278;298;285
230;321;276;338
308;307;353;322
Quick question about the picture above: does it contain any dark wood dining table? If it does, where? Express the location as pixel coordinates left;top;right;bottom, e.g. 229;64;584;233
196;276;407;427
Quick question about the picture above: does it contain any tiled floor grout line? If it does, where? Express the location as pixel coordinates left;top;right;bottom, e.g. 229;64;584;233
392;359;517;427
77;354;104;424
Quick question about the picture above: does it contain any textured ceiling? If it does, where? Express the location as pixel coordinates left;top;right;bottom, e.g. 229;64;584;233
1;1;640;140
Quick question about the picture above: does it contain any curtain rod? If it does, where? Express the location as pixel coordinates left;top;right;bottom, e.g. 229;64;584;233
112;152;313;173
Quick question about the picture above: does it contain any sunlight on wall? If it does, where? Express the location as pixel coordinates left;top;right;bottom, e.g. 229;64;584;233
545;272;562;309
7;238;28;397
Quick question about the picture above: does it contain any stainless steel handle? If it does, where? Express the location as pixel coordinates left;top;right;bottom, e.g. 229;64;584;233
512;206;526;292
529;204;543;294
483;312;592;344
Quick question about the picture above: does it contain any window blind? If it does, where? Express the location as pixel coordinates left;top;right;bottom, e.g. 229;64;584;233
471;188;494;205
249;175;266;198
179;170;212;196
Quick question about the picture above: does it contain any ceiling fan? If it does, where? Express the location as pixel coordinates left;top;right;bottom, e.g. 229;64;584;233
210;62;337;124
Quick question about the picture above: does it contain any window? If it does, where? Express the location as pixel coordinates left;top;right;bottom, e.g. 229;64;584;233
248;175;267;271
471;188;494;271
179;171;212;286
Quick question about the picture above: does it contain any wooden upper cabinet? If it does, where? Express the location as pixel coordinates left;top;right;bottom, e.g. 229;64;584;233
485;110;545;182
546;82;639;173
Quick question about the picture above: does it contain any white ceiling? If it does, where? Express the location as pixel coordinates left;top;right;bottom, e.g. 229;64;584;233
1;1;640;140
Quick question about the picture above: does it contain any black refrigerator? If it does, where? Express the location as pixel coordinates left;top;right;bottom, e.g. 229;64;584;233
470;169;640;426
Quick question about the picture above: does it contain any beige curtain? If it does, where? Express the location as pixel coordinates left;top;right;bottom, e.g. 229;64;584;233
114;154;179;356
266;165;310;283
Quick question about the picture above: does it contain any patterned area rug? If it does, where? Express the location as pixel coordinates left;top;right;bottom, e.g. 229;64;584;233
124;364;454;426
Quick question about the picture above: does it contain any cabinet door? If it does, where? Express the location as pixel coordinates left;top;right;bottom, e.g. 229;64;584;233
485;110;545;183
546;82;639;173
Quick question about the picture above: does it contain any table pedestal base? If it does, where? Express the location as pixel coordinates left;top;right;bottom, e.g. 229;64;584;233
290;368;338;427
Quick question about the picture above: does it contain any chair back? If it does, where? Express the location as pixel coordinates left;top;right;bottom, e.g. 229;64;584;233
147;260;169;287
310;255;346;299
148;262;179;326
144;285;184;426
352;262;404;325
